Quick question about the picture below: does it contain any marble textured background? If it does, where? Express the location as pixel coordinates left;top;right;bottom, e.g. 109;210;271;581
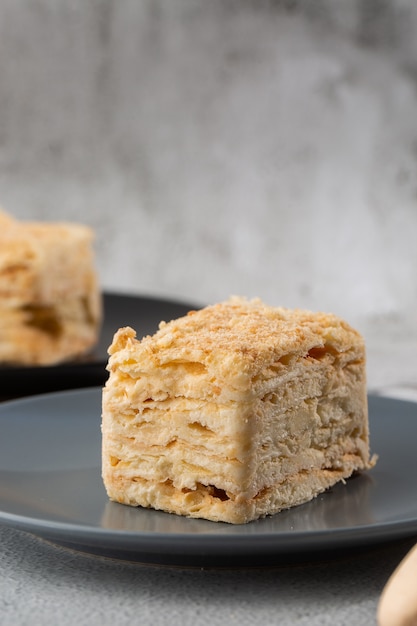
0;0;416;390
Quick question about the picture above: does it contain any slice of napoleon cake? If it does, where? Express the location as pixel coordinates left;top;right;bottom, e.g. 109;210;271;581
102;296;375;524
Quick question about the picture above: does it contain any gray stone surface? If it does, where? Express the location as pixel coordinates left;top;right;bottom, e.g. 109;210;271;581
0;525;415;626
1;2;417;320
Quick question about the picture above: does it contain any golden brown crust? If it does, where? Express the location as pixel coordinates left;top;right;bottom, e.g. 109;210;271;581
0;209;102;365
110;296;362;357
107;297;364;387
102;297;373;524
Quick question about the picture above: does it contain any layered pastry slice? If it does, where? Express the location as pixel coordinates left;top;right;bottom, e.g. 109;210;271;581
0;209;102;365
102;297;374;524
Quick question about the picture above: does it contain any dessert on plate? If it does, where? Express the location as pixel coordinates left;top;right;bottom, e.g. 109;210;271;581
102;296;374;524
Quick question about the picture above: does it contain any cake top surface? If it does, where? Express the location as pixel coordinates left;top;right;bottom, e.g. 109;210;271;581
108;297;363;380
0;209;93;256
0;209;98;305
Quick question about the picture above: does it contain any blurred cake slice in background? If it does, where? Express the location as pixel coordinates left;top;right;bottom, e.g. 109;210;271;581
0;209;102;365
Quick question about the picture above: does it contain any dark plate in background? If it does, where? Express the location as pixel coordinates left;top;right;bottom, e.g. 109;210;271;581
0;293;198;397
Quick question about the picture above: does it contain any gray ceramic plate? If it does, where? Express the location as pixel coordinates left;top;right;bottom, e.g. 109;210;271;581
0;389;416;567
